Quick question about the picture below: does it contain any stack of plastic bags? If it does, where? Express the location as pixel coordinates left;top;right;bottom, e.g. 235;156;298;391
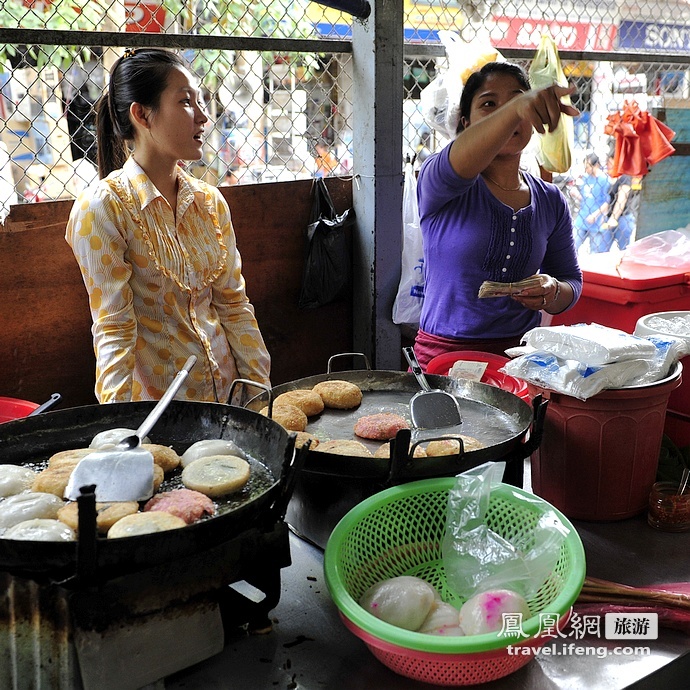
500;323;690;400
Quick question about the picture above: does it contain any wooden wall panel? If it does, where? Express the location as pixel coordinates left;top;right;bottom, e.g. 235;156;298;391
0;178;353;408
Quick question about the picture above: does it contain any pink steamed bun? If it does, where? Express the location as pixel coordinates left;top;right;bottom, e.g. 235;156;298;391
459;589;531;635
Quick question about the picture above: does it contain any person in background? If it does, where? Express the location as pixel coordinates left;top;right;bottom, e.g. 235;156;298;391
601;155;640;251
413;61;582;369
415;128;432;165
572;153;611;253
65;47;270;403
314;140;339;177
65;83;97;165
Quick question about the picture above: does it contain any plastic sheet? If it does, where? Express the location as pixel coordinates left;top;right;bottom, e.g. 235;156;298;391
621;228;690;269
442;462;567;600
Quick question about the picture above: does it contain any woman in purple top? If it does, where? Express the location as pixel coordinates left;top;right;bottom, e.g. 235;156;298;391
414;62;583;369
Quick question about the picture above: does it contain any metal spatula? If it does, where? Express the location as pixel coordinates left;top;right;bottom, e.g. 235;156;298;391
64;355;197;502
403;346;463;429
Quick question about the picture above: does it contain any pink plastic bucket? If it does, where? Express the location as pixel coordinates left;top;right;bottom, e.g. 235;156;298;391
529;363;682;521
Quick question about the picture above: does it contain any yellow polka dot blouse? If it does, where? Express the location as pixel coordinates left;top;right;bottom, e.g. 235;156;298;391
66;158;271;403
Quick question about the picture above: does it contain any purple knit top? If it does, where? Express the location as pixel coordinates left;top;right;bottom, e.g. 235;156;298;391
417;143;582;340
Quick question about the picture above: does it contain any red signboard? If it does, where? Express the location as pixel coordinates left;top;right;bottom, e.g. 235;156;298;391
125;1;166;33
491;16;617;52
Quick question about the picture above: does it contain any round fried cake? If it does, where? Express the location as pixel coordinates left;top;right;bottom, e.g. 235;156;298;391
354;413;410;441
312;380;363;410
313;439;373;457
274;390;325;417
260;403;308;432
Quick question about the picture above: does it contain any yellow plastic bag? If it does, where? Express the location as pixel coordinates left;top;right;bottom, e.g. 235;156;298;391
528;33;574;173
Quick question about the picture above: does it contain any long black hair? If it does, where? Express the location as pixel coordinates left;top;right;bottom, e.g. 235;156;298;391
456;62;531;134
95;48;187;179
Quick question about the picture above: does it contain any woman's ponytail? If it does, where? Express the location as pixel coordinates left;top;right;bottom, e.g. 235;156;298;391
95;92;127;179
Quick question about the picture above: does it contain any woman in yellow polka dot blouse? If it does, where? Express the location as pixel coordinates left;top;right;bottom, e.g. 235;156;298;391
66;48;271;403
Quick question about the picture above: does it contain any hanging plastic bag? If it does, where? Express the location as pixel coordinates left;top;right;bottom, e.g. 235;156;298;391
392;159;424;325
528;33;574;173
420;30;502;140
298;178;355;309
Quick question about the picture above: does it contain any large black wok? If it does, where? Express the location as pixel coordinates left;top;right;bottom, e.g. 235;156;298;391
0;400;299;581
258;368;545;479
254;364;547;549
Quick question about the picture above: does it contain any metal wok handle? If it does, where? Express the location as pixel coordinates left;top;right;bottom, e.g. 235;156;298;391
271;433;307;521
497;394;549;488
402;347;432;392
228;378;272;410
326;352;371;373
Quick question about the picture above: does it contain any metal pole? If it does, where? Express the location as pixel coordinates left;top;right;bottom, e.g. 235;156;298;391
351;0;404;370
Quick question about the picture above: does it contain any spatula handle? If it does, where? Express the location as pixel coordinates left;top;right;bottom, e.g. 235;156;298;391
402;346;431;391
134;355;197;441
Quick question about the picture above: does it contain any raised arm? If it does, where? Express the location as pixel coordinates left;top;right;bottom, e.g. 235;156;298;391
448;83;578;180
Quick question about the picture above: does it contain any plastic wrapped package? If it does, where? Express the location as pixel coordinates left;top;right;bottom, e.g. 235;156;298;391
522;323;657;366
501;351;650;400
625;335;690;386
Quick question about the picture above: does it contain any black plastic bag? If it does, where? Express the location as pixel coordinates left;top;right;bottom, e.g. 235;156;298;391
298;178;355;309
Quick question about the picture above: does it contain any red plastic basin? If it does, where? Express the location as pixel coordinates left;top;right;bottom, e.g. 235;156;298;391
426;350;531;402
0;397;39;424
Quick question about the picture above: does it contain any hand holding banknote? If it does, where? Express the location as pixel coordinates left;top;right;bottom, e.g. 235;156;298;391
478;274;560;311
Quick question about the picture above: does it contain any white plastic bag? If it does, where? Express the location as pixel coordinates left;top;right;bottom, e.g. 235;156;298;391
392;159;425;325
420;30;502;140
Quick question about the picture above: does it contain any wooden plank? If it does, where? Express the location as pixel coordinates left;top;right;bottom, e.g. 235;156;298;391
0;213;96;407
0;178;354;408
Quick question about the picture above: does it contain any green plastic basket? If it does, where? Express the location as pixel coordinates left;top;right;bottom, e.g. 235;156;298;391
324;477;586;686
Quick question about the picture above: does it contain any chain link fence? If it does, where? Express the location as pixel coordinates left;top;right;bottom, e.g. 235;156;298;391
1;1;689;219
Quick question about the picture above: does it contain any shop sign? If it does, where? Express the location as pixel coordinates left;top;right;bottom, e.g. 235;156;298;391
618;21;690;52
491;17;616;52
124;1;166;33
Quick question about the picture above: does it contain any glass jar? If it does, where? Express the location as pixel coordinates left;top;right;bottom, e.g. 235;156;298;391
647;481;690;532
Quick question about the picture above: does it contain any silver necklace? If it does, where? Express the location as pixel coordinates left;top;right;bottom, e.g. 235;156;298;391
482;170;524;192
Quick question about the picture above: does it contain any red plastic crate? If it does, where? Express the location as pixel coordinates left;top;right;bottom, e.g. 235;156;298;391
551;256;690;334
